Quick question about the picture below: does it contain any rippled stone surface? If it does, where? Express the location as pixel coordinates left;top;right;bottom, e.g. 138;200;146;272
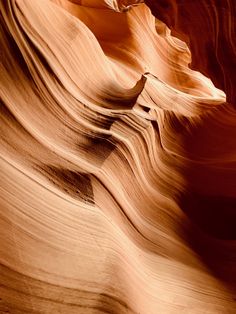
0;0;236;313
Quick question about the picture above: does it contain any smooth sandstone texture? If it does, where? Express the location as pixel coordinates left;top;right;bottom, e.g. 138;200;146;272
145;0;236;103
0;0;236;313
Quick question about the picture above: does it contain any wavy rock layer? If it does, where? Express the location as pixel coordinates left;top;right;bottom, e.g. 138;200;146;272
145;0;236;104
0;0;236;313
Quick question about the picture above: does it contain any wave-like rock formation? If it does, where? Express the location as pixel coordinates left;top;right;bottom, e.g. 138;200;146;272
0;0;236;313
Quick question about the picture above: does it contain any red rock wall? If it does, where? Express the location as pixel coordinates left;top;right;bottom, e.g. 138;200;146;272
0;1;235;313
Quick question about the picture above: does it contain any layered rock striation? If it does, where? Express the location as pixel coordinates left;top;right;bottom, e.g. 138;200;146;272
0;0;236;313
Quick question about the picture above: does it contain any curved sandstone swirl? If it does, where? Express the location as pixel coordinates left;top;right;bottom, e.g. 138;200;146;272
0;0;236;313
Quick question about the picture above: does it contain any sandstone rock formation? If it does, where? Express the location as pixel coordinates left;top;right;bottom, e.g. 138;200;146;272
0;0;236;313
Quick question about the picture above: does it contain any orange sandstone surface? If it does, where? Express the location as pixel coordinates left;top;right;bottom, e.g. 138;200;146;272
0;0;236;313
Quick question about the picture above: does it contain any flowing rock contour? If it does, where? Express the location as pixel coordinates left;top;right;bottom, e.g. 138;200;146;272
0;0;236;313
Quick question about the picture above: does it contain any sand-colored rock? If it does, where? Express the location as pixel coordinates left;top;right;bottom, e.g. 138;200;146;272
0;0;235;313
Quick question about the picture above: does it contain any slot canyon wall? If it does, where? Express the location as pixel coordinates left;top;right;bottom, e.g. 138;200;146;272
0;0;236;313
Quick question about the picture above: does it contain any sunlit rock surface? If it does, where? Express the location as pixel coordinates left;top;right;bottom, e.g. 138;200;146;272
0;0;236;313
